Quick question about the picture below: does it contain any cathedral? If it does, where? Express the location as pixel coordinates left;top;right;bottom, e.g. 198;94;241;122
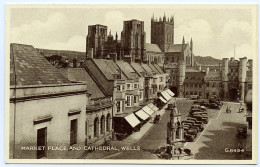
85;14;252;102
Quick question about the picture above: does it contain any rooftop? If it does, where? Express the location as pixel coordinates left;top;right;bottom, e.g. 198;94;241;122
116;61;139;80
204;71;221;80
146;43;162;53
93;59;127;80
166;44;188;53
59;68;105;99
10;43;71;86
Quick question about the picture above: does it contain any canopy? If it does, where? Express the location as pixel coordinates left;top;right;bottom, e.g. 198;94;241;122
135;109;150;120
161;91;171;101
159;96;167;103
125;113;141;128
166;89;175;97
142;106;155;115
148;103;159;112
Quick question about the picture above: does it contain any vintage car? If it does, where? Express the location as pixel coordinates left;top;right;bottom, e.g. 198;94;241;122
185;118;204;131
208;103;221;109
191;115;208;124
183;126;198;137
186;117;205;125
182;120;203;132
191;104;201;110
194;99;210;107
184;132;195;142
183;122;201;132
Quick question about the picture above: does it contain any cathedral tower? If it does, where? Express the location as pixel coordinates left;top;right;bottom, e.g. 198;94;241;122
86;24;107;59
151;14;174;52
121;19;146;62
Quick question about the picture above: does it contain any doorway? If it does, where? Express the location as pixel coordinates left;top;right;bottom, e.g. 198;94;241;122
37;127;47;159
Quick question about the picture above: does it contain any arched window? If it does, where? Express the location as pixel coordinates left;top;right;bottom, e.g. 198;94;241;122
100;115;105;134
106;114;111;132
94;117;99;138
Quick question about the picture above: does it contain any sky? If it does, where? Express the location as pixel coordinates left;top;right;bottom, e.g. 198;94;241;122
9;5;257;60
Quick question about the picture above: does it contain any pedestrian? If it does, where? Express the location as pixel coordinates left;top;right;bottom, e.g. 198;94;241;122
229;106;232;114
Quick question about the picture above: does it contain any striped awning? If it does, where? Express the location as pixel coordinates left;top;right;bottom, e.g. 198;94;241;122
135;110;150;120
148;103;159;112
125;113;141;128
161;91;171;101
166;89;175;97
159;96;167;103
142;106;155;115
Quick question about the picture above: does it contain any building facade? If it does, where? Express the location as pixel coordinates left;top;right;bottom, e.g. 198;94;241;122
10;44;87;159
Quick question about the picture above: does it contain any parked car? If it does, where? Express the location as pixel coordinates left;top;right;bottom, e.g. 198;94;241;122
183;126;198;137
183;122;200;132
192;115;208;124
182;120;203;132
184;132;195;142
208;103;221;109
194;99;210;107
186;117;204;125
185;119;204;131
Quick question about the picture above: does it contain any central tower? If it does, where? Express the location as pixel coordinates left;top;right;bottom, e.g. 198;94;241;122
151;13;174;52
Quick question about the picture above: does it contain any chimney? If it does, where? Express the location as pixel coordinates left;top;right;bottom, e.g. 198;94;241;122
110;53;117;63
206;67;209;75
87;48;94;59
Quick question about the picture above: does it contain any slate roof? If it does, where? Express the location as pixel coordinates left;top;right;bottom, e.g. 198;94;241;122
166;44;188;53
184;71;206;83
59;68;105;99
154;64;164;74
131;63;146;77
116;61;139;80
148;64;161;75
204;71;221;81
10;43;71;86
146;43;162;53
93;59;127;80
141;64;155;76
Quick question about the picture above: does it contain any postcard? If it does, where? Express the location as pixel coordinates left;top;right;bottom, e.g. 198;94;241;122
5;4;257;164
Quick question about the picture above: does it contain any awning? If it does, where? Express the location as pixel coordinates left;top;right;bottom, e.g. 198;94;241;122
166;89;175;97
142;106;155;116
125;113;141;128
148;103;159;112
159;96;167;103
135;110;150;120
164;91;172;100
161;91;171;101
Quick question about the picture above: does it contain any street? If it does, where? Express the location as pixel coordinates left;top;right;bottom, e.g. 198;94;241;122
186;102;249;160
106;98;194;159
83;99;249;160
